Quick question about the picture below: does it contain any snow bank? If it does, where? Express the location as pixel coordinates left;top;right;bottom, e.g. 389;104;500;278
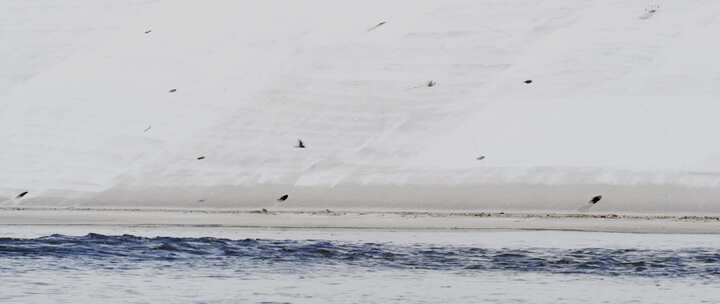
2;0;720;214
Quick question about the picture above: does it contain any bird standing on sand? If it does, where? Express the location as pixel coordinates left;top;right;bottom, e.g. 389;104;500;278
578;194;603;212
277;194;289;202
295;139;306;149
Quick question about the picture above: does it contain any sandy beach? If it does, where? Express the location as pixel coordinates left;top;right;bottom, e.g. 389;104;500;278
1;207;719;234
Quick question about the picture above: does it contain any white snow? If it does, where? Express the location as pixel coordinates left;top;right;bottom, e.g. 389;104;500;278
2;0;720;215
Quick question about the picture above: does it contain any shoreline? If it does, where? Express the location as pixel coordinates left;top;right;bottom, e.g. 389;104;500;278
1;207;720;234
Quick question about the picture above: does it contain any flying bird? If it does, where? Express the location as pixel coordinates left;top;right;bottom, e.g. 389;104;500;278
367;21;387;31
524;80;533;84
277;194;289;202
145;30;152;34
144;125;152;132
427;80;436;87
168;89;177;93
639;6;659;19
295;139;306;149
196;156;205;160
16;191;28;199
476;156;486;160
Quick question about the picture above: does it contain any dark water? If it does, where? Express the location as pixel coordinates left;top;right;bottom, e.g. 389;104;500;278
1;233;719;278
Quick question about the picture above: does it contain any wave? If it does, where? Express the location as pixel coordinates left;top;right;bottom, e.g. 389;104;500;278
0;234;719;278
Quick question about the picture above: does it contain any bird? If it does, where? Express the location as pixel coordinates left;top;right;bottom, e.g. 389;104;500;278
277;194;289;202
476;156;486;160
144;125;152;132
295;139;306;149
16;191;28;199
578;194;603;212
168;89;177;93
427;80;436;87
524;80;533;84
144;30;152;34
367;21;387;31
196;156;205;160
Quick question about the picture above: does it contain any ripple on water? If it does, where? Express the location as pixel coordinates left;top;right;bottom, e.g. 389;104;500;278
0;234;719;278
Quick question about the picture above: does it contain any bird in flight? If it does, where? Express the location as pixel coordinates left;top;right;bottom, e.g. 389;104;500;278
524;80;533;84
476;156;486;160
196;156;205;160
277;194;289;202
144;125;152;132
427;80;436;87
168;89;177;93
295;139;306;149
16;191;28;199
145;29;152;34
367;21;387;31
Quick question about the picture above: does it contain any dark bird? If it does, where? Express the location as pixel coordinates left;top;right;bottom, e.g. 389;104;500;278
144;125;152;132
427;80;436;87
578;194;603;212
295;139;306;149
196;156;205;160
277;194;289;202
261;208;268;213
16;191;28;199
524;80;533;84
145;30;152;34
367;21;387;31
168;89;177;93
476;156;486;160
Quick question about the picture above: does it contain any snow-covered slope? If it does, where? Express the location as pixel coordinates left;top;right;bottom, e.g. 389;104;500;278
2;0;720;214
